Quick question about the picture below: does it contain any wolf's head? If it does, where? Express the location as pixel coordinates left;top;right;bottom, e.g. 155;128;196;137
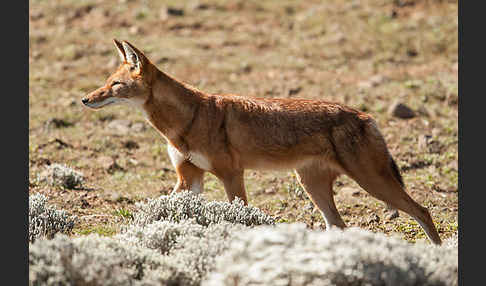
82;39;154;109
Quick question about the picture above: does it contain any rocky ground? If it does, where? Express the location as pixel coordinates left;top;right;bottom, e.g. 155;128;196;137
29;0;458;243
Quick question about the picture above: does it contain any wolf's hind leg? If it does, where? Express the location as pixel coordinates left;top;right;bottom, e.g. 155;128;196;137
295;164;346;229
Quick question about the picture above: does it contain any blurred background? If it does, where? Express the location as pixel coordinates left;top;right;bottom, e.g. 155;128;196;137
29;0;458;241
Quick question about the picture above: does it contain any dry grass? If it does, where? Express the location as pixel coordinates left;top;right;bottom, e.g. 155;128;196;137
29;0;458;242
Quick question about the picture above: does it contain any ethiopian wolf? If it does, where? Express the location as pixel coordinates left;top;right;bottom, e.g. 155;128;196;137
82;40;442;245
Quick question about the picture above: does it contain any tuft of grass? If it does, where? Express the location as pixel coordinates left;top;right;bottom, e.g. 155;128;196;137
392;219;427;242
114;208;134;220
74;226;117;237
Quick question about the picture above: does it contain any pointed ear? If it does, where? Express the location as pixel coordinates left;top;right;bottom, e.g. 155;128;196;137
122;41;143;73
113;39;126;63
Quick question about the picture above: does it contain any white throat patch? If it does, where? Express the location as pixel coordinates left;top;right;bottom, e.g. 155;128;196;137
167;144;185;167
125;97;149;119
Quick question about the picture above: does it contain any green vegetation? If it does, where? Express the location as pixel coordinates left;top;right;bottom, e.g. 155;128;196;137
29;0;457;243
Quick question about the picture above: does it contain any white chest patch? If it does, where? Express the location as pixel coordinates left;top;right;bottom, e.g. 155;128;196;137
167;145;212;171
167;144;185;167
188;152;212;171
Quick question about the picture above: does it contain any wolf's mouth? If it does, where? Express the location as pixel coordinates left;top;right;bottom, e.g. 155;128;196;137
82;97;119;109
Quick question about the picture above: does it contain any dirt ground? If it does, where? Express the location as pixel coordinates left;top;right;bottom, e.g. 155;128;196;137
29;0;458;243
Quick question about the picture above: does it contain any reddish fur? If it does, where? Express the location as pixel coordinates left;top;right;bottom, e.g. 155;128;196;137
82;40;442;245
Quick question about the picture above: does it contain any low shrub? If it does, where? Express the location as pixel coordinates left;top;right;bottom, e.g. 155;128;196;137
29;192;254;286
30;220;245;285
132;191;275;227
29;191;458;286
204;224;458;286
29;234;165;286
29;193;76;243
37;163;84;189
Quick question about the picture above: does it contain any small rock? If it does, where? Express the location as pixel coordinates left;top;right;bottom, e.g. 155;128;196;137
369;74;386;86
44;118;74;131
36;158;52;166
196;3;210;10
395;0;416;7
427;140;442;154
447;160;458;172
32;50;42;59
97;156;124;173
417;106;430;117
241;64;252;73
358;75;387;89
98;114;116;122
157;56;171;64
30;10;44;20
339;187;360;196
264;187;276;194
358;81;373;90
129;25;141;35
431;128;441;138
407;48;418;57
107;119;132;134
285;6;296;15
159;7;169;21
61;98;77;108
418;134;432;151
131;122;146;132
97;156;116;170
167;7;184;16
418;135;442;153
128;158;139;166
288;87;302;96
122;140;139;149
106;193;122;203
389;102;416;119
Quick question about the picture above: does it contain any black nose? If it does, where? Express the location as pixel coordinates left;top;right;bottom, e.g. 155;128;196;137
81;98;89;104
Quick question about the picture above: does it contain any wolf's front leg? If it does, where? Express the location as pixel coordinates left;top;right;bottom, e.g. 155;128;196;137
172;160;205;194
167;144;205;194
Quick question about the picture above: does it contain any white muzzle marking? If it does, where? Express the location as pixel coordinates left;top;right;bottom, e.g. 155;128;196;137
85;97;124;108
